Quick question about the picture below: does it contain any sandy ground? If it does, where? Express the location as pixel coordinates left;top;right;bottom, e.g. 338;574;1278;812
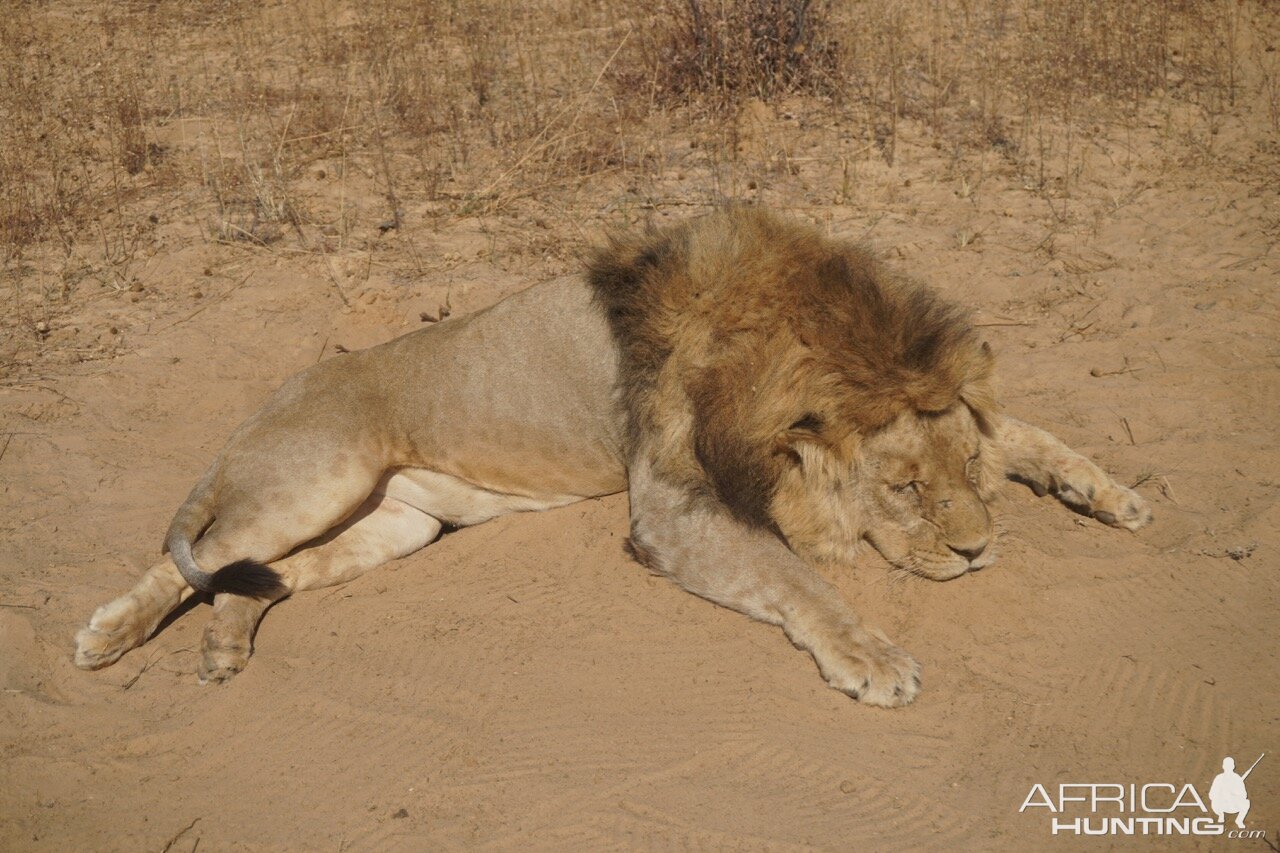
2;86;1279;852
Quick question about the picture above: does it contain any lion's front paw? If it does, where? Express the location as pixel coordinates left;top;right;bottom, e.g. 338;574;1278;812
1089;484;1153;531
1038;466;1154;532
810;627;921;708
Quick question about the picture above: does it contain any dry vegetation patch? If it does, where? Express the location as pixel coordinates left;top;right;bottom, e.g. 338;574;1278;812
0;0;1275;374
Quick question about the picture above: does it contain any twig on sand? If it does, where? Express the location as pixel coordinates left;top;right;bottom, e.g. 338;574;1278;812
1055;303;1100;343
122;656;157;691
1131;470;1179;505
320;255;351;307
1090;357;1143;377
159;817;200;853
1120;416;1136;445
1130;471;1157;489
124;648;193;689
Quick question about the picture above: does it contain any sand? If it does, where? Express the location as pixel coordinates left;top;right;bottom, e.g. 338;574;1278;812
2;59;1277;853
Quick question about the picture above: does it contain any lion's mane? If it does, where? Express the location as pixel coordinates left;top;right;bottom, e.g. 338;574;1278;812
587;206;996;529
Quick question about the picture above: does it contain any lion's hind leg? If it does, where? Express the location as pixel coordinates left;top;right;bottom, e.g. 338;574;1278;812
76;440;385;672
74;557;195;670
994;414;1152;530
198;492;443;683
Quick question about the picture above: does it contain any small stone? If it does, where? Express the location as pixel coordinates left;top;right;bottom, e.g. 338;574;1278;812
391;808;409;819
1226;543;1256;561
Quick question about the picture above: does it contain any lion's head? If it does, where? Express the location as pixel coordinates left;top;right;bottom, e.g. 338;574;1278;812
589;206;1005;580
772;404;1005;580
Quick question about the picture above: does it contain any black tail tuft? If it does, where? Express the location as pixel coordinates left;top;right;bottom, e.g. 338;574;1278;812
208;560;288;599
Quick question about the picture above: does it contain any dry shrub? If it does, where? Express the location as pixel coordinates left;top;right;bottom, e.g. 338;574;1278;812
633;0;840;106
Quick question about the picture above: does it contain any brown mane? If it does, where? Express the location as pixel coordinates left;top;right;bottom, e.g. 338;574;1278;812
588;206;994;528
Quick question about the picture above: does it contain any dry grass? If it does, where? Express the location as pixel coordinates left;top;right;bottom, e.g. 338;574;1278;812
627;0;842;106
0;0;1273;357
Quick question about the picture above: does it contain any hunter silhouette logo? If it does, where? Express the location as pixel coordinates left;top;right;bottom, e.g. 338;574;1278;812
1019;752;1268;838
1210;754;1263;830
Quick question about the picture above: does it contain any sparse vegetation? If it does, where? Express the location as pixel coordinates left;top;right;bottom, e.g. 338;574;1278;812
630;0;841;105
0;0;1275;367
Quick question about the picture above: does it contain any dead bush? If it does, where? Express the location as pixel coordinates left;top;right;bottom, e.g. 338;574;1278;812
634;0;840;106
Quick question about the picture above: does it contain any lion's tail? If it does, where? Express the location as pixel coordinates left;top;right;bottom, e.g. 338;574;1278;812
162;466;287;599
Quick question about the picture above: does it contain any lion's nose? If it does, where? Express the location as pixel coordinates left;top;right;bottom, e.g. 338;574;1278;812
949;541;989;563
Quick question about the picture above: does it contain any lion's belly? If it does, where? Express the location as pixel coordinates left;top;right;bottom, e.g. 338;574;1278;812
377;468;585;527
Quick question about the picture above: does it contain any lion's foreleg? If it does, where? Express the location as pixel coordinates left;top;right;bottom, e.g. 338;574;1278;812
197;492;443;683
626;459;920;707
993;414;1152;530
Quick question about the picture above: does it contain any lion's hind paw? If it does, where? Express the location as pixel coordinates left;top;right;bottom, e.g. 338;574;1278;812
73;598;146;671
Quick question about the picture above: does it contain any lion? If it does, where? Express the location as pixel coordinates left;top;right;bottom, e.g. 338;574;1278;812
73;207;1151;707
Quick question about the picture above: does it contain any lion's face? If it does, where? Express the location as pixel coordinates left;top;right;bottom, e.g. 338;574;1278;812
771;404;1004;580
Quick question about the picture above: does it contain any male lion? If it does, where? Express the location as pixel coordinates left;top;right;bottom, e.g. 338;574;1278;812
74;207;1151;707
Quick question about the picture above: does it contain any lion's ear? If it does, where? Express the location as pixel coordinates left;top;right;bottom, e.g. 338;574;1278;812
788;413;824;433
959;341;999;436
774;414;849;475
774;414;826;462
